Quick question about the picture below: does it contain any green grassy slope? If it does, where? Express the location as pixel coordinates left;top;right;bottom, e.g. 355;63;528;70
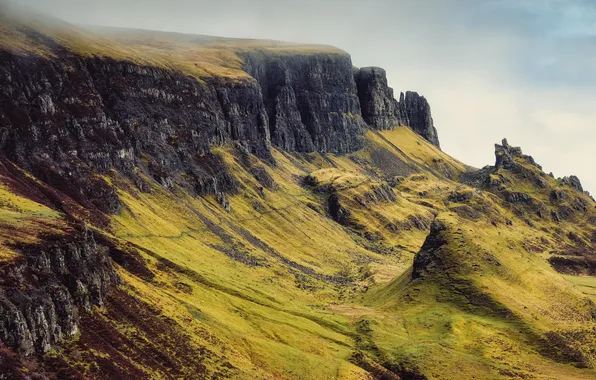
0;6;343;80
0;9;594;378
1;127;591;379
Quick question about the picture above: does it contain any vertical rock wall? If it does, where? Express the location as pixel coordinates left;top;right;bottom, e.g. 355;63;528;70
353;66;440;148
245;51;366;153
401;91;440;148
354;66;403;130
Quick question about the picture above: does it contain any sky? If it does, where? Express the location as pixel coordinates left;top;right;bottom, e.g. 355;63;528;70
13;0;596;194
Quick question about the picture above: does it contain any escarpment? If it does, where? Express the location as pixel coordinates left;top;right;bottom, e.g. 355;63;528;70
0;47;441;217
0;17;466;372
0;52;270;214
244;52;366;153
244;54;442;153
12;17;596;380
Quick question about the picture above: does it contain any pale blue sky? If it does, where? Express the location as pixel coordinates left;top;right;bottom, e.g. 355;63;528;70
14;0;596;194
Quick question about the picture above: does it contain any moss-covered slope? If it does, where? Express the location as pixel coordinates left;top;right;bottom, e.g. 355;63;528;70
0;127;593;379
0;7;594;380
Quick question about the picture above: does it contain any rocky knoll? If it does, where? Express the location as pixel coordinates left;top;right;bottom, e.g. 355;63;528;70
462;138;593;231
495;138;542;170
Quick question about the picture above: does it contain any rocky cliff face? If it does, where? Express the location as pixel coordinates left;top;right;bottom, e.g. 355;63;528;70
244;52;366;153
353;67;440;148
401;91;440;148
0;46;441;217
0;228;117;355
0;51;272;213
354;67;404;130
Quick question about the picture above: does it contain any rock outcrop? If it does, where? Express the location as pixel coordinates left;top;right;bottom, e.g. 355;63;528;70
562;176;584;193
412;218;448;279
354;67;404;130
0;228;117;355
245;52;366;153
401;92;440;148
353;67;440;149
461;138;593;230
495;138;541;170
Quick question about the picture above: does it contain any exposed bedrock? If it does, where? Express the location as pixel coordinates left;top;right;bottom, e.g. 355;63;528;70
0;228;117;355
0;47;442;216
412;218;449;279
244;51;367;153
0;52;269;213
401;91;440;148
354;66;405;130
353;66;440;148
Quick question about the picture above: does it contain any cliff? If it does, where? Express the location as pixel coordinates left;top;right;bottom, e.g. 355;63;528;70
0;16;443;360
3;10;595;380
245;52;366;153
0;228;117;355
354;66;404;130
0;51;273;214
353;67;440;147
0;22;440;218
401;91;440;148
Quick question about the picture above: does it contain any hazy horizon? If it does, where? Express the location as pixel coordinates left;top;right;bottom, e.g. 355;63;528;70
11;0;596;194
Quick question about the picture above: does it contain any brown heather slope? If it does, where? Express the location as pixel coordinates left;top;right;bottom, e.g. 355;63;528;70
0;8;595;380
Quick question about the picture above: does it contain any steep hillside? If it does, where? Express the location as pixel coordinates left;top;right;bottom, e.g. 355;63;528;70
0;6;595;380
